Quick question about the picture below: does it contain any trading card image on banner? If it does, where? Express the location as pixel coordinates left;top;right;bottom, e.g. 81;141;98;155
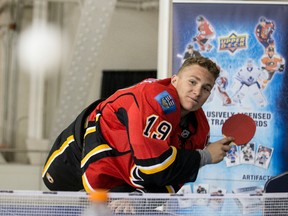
254;145;273;169
239;142;256;165
225;144;240;167
209;185;226;211
193;184;210;206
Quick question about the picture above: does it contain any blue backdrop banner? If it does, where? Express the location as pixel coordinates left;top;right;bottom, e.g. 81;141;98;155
173;0;288;194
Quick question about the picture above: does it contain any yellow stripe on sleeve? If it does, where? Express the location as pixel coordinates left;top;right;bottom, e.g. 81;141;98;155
82;173;95;193
166;185;175;193
84;126;96;139
81;144;112;168
41;135;75;177
138;146;177;175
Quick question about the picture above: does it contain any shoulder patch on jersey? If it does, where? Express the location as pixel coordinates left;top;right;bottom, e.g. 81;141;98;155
154;91;176;114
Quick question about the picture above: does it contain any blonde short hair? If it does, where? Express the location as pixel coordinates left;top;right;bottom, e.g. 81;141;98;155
177;56;220;80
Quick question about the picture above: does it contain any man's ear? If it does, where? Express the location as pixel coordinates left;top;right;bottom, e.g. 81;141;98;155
171;74;177;86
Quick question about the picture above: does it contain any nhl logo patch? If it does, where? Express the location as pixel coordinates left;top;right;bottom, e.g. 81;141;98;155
155;91;176;114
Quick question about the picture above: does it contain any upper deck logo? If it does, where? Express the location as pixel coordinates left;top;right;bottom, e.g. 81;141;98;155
219;33;247;53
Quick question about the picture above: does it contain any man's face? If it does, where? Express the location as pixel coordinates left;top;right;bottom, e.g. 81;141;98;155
171;64;215;115
268;50;274;58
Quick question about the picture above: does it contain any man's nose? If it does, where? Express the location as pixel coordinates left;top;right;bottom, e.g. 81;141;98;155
193;84;202;96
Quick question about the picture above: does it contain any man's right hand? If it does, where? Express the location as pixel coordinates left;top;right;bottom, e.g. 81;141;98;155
206;137;234;163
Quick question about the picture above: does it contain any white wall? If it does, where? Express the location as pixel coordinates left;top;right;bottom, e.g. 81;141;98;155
102;8;158;70
87;7;159;103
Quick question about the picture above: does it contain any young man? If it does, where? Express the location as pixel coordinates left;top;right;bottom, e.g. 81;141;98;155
42;56;233;193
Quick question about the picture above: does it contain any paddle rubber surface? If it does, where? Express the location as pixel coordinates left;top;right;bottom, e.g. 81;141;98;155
222;113;256;145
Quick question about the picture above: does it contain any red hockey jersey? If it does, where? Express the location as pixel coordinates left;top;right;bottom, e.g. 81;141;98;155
81;78;210;193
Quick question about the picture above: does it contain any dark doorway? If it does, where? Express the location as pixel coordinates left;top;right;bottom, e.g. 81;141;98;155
101;70;157;98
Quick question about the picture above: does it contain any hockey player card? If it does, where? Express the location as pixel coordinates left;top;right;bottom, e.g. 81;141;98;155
193;184;210;206
255;145;273;169
194;184;209;194
210;185;226;196
232;186;263;214
239;142;256;165
225;144;240;167
177;183;194;209
208;185;226;211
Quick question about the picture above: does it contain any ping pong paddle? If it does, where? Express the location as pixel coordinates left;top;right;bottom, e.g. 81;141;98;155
222;113;256;145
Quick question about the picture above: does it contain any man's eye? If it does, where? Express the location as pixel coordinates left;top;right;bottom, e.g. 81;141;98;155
190;80;196;85
204;87;212;92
